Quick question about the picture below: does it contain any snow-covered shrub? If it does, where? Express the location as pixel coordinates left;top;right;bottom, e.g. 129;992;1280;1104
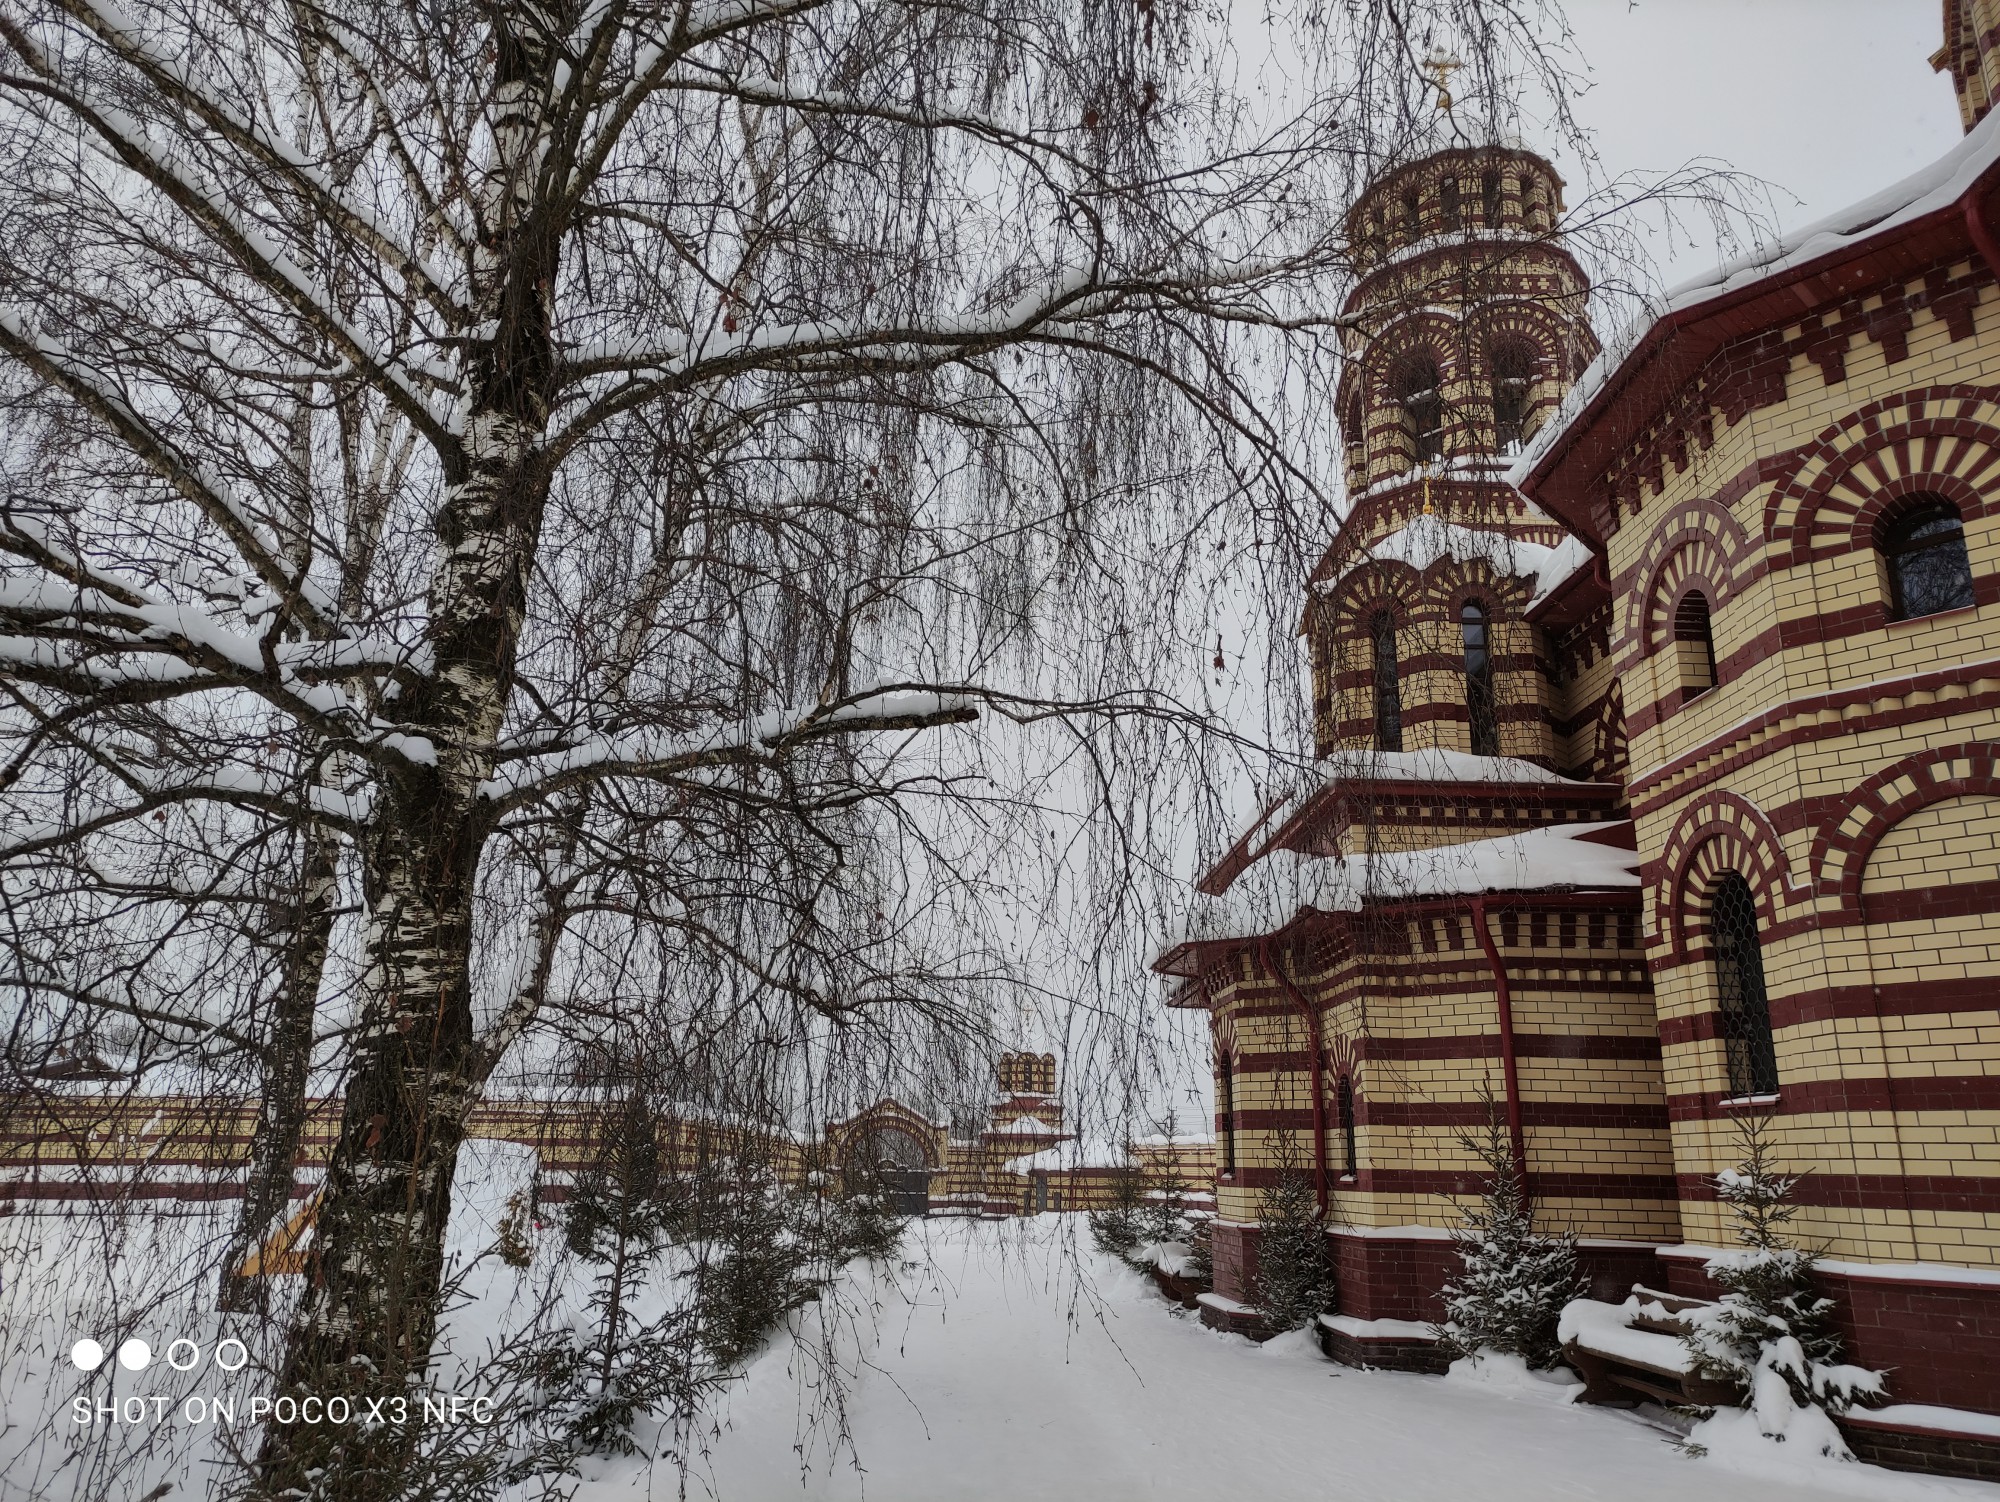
1679;1116;1884;1458
1253;1134;1332;1331
1437;1103;1582;1369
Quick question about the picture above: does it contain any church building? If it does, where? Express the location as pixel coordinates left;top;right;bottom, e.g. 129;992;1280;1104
1160;3;2000;1467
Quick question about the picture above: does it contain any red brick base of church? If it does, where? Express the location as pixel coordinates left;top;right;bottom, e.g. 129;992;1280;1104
1205;1221;2000;1428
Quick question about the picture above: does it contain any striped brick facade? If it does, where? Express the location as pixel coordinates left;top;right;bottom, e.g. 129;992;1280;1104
1167;84;2000;1448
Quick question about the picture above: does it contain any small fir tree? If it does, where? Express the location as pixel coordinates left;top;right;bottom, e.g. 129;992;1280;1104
1680;1113;1884;1455
1253;1132;1333;1332
1437;1094;1584;1369
1088;1162;1148;1266
1141;1149;1190;1251
507;1092;708;1461
1182;1210;1214;1286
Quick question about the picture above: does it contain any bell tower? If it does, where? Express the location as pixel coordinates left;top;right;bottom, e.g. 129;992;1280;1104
1312;143;1598;763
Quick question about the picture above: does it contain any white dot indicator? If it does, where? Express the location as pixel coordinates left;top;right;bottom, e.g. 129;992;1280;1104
116;1339;151;1372
70;1339;105;1372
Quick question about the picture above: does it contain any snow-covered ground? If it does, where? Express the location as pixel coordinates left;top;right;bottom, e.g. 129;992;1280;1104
4;1175;1994;1502
641;1219;1996;1502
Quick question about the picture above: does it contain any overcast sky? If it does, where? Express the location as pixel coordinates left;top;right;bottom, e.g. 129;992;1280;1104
1556;1;1963;289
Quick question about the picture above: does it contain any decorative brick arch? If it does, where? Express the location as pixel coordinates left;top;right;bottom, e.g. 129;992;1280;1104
1372;326;1459;395
1811;741;2000;910
1592;681;1628;783
1438;560;1535;615
1622;496;1760;657
1764;385;2000;567
1653;793;1793;964
1324;1030;1358;1081
824;1099;944;1174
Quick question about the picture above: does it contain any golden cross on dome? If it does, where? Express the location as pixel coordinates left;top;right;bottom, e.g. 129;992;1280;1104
1424;53;1462;113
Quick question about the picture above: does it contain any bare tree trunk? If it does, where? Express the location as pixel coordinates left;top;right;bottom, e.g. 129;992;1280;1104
255;22;559;1479
220;828;338;1313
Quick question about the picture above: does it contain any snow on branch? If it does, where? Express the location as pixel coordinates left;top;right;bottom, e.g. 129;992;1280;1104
57;0;466;323
477;687;981;808
0;51;457;444
0;313;341;631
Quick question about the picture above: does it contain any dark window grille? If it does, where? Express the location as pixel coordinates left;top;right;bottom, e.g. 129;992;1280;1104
1218;1053;1236;1175
1337;1077;1358;1179
1462;602;1499;755
1882;498;1976;620
1395;357;1444;465
1481;170;1503;226
1403;188;1422;234
1372;612;1403;752
1712;872;1780;1097
1674;590;1717;697
1441;177;1462;230
1491;343;1535;453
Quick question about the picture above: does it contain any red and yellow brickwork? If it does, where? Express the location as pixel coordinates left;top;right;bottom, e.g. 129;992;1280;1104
1170;37;2000;1433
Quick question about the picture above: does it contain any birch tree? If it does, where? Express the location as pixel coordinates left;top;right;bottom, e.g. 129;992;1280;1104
0;0;1626;1494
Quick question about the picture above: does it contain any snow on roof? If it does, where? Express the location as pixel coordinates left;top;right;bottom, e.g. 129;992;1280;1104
1510;103;2000;490
1316;514;1589;609
1314;747;1580;786
1002;1137;1127;1174
1206;750;1599;894
1169;821;1638;953
1526;534;1594;610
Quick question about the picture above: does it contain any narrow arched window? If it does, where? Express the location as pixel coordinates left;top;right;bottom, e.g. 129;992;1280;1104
1881;497;1976;620
1462;602;1499;755
1481;170;1503;227
1711;873;1779;1097
1441;176;1462;231
1394;357;1444;466
1674;590;1717;699
1403;187;1422;236
1218;1052;1237;1176
1337;1077;1358;1179
1491;342;1535;453
1343;392;1366;476
1371;612;1403;752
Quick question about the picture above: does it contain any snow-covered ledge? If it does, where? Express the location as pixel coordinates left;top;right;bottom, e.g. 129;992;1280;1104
1657;1245;2000;1290
1318;1314;1437;1342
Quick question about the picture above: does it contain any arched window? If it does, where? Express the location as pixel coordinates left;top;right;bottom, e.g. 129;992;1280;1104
1491;342;1535;453
1711;873;1779;1097
1462;602;1499;755
1402;187;1422;235
1343;392;1366;474
1394;357;1444;466
1881;497;1976;620
1371;612;1403;752
1218;1052;1237;1175
1337;1077;1358;1179
1481;170;1503;227
1441;176;1462;231
1674;590;1717;699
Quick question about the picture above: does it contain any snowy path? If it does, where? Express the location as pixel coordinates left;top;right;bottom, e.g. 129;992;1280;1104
639;1219;1994;1502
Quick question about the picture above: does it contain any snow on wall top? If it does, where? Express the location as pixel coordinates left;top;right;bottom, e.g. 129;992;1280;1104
1167;820;1638;954
1509;101;2000;491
